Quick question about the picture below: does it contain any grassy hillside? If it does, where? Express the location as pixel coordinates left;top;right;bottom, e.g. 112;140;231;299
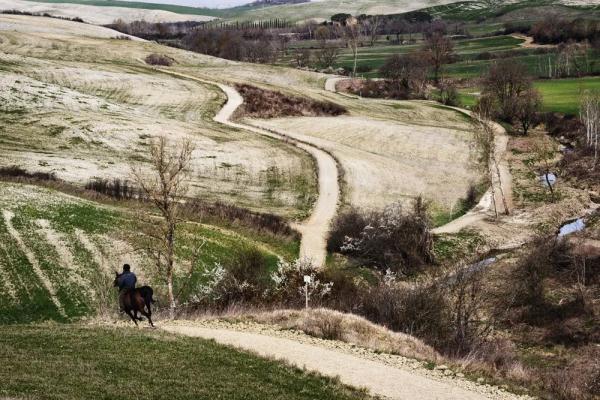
19;0;230;17
0;324;372;400
0;181;297;324
425;0;600;21
0;15;318;219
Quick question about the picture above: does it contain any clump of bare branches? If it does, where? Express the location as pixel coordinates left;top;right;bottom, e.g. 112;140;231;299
331;199;434;276
130;136;195;318
580;90;600;167
472;96;510;217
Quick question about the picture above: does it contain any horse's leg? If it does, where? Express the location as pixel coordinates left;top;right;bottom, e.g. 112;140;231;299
143;304;154;327
126;309;138;326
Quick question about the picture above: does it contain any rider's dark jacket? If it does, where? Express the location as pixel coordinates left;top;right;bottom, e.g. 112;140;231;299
118;272;137;291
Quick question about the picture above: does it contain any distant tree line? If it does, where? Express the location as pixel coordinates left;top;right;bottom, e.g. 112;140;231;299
530;17;600;46
504;17;600;47
1;9;84;23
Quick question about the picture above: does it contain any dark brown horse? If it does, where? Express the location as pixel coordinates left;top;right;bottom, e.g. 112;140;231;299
114;272;156;327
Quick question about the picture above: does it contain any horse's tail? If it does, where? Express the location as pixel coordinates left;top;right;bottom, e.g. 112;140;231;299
139;286;155;307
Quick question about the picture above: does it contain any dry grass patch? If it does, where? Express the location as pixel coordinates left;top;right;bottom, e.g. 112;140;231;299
249;114;478;210
242;308;441;362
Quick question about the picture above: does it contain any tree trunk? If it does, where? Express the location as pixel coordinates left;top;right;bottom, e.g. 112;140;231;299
489;165;498;219
166;223;176;319
493;158;510;215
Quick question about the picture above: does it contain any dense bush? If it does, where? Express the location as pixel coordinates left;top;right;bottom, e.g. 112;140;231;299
235;84;346;118
329;199;434;276
144;53;175;66
531;17;600;45
345;79;411;100
327;207;370;253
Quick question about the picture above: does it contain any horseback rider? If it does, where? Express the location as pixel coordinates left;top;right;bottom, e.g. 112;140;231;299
117;264;137;312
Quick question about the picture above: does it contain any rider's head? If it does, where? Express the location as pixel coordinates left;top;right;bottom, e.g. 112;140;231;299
123;264;131;272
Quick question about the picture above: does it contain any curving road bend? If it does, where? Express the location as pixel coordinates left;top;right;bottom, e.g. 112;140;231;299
163;324;518;400
163;70;339;267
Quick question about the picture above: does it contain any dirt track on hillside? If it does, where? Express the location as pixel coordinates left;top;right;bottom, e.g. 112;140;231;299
324;77;513;234
163;324;528;400
164;70;339;267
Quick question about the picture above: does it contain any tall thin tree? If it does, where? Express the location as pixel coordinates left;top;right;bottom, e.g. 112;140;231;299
131;137;195;318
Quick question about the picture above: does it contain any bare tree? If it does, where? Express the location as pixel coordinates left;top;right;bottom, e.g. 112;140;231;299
514;87;542;135
131;137;195;318
292;48;311;68
363;15;381;46
482;59;532;122
422;31;453;83
379;52;428;97
580;90;600;168
473;96;510;217
338;16;362;77
315;44;339;68
532;139;557;202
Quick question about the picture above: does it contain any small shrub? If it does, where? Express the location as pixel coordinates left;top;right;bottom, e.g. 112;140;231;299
438;82;460;107
302;312;344;340
361;278;452;349
144;53;175;66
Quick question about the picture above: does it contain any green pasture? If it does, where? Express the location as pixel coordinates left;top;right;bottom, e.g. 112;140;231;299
0;325;372;400
457;76;600;115
0;182;297;324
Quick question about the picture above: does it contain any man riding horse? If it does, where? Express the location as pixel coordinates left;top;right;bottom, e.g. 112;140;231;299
114;264;155;327
117;263;137;311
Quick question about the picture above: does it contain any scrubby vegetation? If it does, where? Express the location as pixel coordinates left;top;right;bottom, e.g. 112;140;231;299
327;200;434;276
235;84;347;118
144;53;175;66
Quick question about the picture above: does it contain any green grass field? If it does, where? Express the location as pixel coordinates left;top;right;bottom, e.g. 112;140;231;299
0;325;372;400
0;182;298;324
534;76;600;114
284;35;527;78
457;76;600;115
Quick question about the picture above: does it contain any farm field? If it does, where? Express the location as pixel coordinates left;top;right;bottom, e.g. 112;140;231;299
457;76;600;114
534;76;600;114
292;35;527;79
0;14;480;218
224;0;460;23
0;324;371;400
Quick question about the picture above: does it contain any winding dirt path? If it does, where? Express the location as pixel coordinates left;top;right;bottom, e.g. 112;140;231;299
163;324;502;400
324;77;513;234
511;34;556;49
162;70;339;267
